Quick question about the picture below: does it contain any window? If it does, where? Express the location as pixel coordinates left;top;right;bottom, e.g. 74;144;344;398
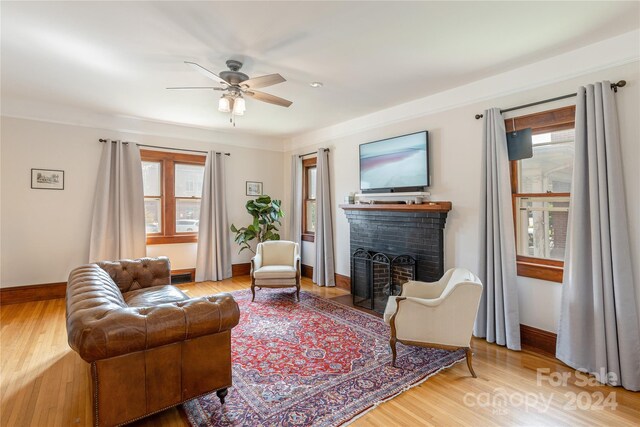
141;150;206;244
508;106;575;283
302;157;317;242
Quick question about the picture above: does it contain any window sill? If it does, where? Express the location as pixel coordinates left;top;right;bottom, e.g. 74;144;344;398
516;260;563;283
301;234;315;243
146;235;198;245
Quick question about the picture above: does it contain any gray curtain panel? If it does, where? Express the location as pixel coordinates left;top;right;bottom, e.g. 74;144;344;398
474;108;521;351
288;155;303;245
556;81;640;391
196;152;232;281
89;139;146;262
313;148;336;287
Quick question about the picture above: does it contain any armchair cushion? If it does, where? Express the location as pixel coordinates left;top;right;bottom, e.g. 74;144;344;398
259;240;298;266
254;265;297;279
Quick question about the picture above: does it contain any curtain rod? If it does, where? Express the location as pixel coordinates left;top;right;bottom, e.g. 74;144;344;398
298;148;330;158
98;139;230;156
474;80;626;120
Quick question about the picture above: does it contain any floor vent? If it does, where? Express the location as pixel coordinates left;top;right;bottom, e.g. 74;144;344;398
172;273;193;284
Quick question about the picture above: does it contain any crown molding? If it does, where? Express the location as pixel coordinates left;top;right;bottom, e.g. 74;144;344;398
1;98;285;152
285;29;640;151
3;29;638;153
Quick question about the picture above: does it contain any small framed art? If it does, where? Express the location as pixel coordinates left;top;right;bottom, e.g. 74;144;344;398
246;181;263;196
31;169;64;190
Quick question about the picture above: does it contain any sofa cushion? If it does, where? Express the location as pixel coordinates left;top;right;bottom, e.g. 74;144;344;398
254;265;297;279
124;285;188;307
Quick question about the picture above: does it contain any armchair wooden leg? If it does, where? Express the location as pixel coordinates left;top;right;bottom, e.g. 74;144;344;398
388;296;405;368
251;284;256;302
216;388;228;405
390;337;398;367
296;285;300;301
464;347;477;378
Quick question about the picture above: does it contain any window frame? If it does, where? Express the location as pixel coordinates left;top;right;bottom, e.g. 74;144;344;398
141;149;206;245
507;105;575;283
302;157;317;242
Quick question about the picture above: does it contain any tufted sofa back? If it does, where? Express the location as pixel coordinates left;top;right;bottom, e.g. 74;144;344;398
97;257;171;293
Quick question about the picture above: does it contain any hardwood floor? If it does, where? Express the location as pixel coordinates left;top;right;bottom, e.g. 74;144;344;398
1;276;638;426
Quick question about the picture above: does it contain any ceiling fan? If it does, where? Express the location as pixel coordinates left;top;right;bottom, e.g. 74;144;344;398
168;60;292;122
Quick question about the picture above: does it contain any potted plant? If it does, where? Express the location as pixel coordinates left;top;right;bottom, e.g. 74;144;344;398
230;195;284;254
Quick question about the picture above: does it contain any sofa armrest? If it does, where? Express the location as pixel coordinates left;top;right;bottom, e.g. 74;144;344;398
67;293;240;362
98;257;171;293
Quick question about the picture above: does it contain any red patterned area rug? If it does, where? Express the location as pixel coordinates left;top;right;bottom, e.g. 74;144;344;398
184;289;465;427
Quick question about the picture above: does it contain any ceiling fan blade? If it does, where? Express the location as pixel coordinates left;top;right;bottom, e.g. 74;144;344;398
166;86;223;90
184;61;228;84
242;73;286;89
245;90;292;107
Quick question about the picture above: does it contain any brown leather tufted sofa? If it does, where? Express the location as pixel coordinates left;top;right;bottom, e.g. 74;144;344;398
66;257;240;427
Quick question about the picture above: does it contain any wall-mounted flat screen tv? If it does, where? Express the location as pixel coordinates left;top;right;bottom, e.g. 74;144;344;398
359;131;429;193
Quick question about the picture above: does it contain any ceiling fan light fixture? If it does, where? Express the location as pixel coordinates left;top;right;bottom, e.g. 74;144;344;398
218;96;231;113
233;96;246;116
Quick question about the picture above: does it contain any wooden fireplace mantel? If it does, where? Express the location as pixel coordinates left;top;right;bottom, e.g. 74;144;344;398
339;201;452;213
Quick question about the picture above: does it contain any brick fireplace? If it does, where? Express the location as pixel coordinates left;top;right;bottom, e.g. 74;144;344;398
341;202;452;312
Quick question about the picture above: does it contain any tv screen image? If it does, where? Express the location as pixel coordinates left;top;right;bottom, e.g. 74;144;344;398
360;131;429;192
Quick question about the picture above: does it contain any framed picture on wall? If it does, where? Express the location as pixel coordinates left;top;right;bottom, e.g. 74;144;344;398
31;169;64;190
246;181;263;196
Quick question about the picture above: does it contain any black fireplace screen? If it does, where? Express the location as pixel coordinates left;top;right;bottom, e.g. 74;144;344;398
350;248;416;313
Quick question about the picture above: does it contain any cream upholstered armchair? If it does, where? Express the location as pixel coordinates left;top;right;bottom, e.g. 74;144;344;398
251;241;301;302
384;268;483;377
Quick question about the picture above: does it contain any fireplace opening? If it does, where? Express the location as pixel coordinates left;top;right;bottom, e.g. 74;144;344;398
351;248;416;313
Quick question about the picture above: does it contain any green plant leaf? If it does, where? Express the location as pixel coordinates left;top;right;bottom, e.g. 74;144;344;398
232;194;283;250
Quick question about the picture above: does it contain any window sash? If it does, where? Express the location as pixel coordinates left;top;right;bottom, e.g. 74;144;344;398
144;197;162;235
515;195;570;261
302;157;317;241
140;150;206;244
507;105;575;283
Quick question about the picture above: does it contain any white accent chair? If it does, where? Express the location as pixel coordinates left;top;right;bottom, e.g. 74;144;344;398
250;241;301;302
383;268;483;377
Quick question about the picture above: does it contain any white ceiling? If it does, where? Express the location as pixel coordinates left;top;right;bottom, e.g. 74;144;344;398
2;1;639;138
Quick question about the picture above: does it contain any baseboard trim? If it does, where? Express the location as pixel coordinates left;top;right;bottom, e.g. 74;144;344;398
520;324;557;356
232;263;251;277
301;264;313;279
335;273;351;291
2;263;349;305
2;263;251;305
301;265;351;291
0;282;67;305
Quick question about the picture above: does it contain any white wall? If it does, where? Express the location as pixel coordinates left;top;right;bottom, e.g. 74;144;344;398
283;61;640;334
0;117;284;287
